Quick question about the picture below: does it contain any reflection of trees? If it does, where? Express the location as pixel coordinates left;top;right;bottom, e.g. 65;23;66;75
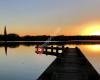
0;42;20;48
0;42;20;56
0;33;100;41
0;42;36;56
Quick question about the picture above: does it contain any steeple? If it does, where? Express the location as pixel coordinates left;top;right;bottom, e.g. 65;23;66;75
4;26;7;36
4;26;7;55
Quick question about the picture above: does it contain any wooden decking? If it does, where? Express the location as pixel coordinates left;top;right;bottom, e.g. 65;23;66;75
37;47;100;80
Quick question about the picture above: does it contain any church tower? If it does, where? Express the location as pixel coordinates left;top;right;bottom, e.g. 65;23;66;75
4;26;7;36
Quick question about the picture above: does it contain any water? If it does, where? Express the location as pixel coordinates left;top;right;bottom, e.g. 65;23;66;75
0;44;100;80
0;45;56;80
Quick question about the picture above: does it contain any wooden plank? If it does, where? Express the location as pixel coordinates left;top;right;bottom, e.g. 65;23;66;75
37;47;100;80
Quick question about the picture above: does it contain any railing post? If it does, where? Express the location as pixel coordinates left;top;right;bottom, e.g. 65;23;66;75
51;45;53;53
45;46;47;52
62;45;64;52
56;46;59;53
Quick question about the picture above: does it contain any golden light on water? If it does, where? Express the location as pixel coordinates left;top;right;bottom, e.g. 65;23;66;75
87;45;100;52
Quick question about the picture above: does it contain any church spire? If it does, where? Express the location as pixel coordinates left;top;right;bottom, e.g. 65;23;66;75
4;26;8;55
4;26;7;36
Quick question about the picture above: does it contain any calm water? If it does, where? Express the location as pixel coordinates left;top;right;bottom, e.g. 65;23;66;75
0;44;100;80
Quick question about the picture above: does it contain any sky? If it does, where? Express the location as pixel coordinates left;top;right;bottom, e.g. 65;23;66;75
0;0;100;36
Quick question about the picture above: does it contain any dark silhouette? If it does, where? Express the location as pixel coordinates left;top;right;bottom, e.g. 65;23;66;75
4;26;7;36
36;46;100;80
4;26;7;42
4;43;7;56
0;26;100;44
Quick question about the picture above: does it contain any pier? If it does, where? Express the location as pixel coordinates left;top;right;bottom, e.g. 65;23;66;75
36;45;100;80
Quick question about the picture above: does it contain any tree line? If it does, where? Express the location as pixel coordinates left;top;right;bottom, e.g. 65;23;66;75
0;33;100;41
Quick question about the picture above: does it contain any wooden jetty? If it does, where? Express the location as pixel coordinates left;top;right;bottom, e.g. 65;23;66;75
36;45;100;80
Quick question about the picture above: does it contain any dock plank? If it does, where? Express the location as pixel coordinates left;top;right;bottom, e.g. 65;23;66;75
37;47;100;80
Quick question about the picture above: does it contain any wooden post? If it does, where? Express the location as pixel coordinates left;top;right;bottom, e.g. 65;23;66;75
51;45;53;53
62;45;64;52
45;46;47;52
56;46;59;53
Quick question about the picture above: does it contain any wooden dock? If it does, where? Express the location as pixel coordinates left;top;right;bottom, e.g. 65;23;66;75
36;46;100;80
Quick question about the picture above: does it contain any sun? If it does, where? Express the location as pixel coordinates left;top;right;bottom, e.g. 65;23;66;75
81;22;100;36
91;31;100;36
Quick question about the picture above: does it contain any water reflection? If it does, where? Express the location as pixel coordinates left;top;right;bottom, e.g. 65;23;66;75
86;45;100;52
5;45;7;56
0;45;56;80
0;43;100;80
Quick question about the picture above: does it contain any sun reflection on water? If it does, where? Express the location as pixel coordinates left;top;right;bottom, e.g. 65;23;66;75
86;45;100;52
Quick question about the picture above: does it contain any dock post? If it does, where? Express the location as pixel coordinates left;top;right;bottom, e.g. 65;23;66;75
51;45;53;53
56;46;59;53
62;45;64;52
45;46;47;52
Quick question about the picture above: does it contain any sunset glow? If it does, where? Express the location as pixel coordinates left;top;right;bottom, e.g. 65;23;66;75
0;0;100;36
81;23;100;36
91;32;100;36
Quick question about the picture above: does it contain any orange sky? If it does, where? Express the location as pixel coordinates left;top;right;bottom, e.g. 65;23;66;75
1;20;100;36
1;0;100;36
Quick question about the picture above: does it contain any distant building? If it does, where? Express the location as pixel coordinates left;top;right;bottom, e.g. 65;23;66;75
4;26;7;36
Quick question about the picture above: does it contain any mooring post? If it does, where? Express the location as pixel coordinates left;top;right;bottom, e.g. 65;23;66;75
62;45;64;52
56;46;59;53
45;46;47;52
51;45;53;53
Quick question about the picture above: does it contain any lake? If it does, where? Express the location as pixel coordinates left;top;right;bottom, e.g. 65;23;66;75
0;44;100;80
